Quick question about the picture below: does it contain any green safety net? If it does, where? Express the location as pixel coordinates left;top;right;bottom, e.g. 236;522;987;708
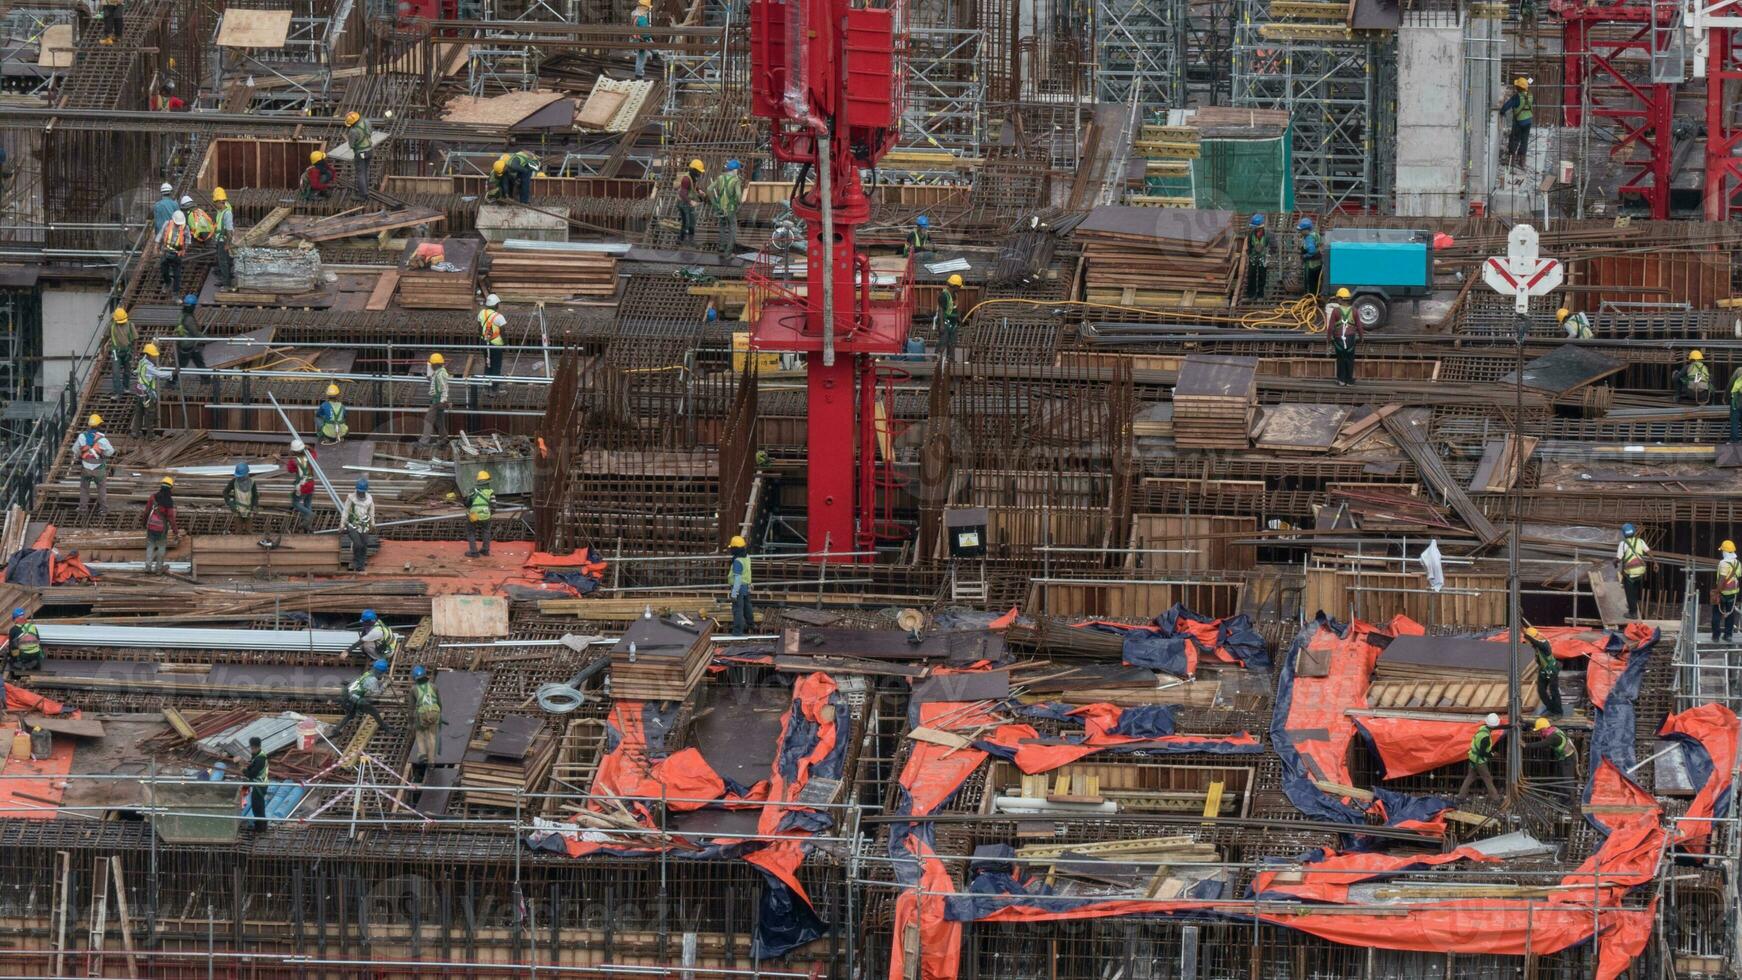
1144;128;1294;212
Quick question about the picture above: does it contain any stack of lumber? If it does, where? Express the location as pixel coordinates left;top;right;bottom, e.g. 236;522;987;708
459;715;559;810
608;615;713;702
1075;206;1240;308
396;237;480;310
1468;434;1540;493
1171;355;1258;449
1364;634;1538;714
485;242;619;302
191;534;342;577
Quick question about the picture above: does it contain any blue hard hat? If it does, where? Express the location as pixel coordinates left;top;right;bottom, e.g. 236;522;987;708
725;159;741;171
1621;523;1636;537
705;307;718;321
916;215;929;227
11;607;24;619
412;665;428;680
361;609;377;622
355;479;369;492
1250;214;1266;227
183;293;197;306
234;463;249;478
1297;218;1313;231
372;659;389;673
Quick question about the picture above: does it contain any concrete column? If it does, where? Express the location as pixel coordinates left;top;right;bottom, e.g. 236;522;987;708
1396;14;1470;217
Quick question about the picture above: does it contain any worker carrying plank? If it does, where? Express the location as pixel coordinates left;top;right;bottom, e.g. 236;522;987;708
316;384;349;444
1457;713;1503;801
142;476;180;574
340;659;393;731
5;608;44;675
447;471;495;558
341;479;375;572
1714;540;1740;642
1616;523;1650;620
73;414;115;516
420;353;450;447
408;665;442;780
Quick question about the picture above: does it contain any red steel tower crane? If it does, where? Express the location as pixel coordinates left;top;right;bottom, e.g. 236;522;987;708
747;0;912;562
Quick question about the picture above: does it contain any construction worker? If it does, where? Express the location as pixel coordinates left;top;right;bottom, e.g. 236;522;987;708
107;307;136;396
315;384;348;444
301;151;336;200
936;274;963;359
449;471;495;558
1677;349;1711;404
632;0;653;78
489;156;513;202
131;343;171;438
142;477;180;574
478;294;507;380
409;665;442;776
1557;307;1593;340
905;215;933;259
212;186;235;289
223;462;261;536
1530;718;1577;811
340;659;392;730
1715;540;1740;642
73;414;115;515
421;353;450;446
346;609;400;664
241;736;269;832
711;159;743;256
675;159;704;245
183;195;213;245
341;479;374;572
1497;78;1533;168
505;149;541;204
1730;366;1742;443
1244;213;1271;300
1298;217;1323;296
159;209;189;298
150;81;185;112
344;111;373;197
1326;288;1360;386
6;608;43;674
171;293;207;386
1617;523;1650;619
728;534;753;634
1523;625;1562;718
100;0;123;44
285;438;317;530
1457;713;1503;801
151;183;176;233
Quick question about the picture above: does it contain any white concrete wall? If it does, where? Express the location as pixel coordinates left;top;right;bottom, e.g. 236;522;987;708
38;287;109;397
1395;18;1468;217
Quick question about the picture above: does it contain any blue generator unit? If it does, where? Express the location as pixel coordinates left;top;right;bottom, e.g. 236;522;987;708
1323;228;1433;328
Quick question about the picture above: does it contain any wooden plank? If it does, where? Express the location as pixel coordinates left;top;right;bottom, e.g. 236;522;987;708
365;269;400;311
23;714;104;738
216;9;294;47
431;595;510;638
575;89;628;129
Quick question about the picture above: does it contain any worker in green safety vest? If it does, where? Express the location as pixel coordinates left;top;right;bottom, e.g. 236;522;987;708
241;736;269;832
346;609;400;665
131;343;172;438
409;665;443;778
711;159;743;257
1497;77;1534;168
6;607;44;674
341;659;392;731
728;533;753;634
936;274;962;360
1616;524;1650;619
1457;713;1502;801
1714;540;1740;642
448;471;495;558
107;308;135;395
1530;718;1578;811
1523;625;1561;718
316;384;349;444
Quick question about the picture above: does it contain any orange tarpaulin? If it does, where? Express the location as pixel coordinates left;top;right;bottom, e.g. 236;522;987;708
1658;703;1738;852
1354;715;1503;779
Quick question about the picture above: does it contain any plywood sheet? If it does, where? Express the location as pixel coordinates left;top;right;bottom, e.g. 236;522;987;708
1253;404;1350;451
38;24;73;68
441;89;566;125
575;89;628;129
216;9;294;48
431;595;510;637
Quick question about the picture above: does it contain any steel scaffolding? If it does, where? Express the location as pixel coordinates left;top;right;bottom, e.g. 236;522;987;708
1095;0;1185;109
902;0;986;153
1232;4;1397;212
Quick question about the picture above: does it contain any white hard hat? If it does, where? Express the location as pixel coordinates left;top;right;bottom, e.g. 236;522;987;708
1484;713;1501;728
290;438;305;452
159;183;172;193
172;210;186;225
485;293;500;308
179;195;193;206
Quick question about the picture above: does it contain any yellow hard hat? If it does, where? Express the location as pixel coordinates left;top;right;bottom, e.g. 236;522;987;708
689;158;705;171
428;353;444;365
142;342;160;357
88;413;102;426
344;111;361;125
493;157;507;175
161;476;174;487
1335;287;1351;299
310;151;325;164
111;308;128;324
1723;540;1737;552
1556;308;1570;321
1691;349;1704;361
1514;77;1529;90
947;274;964;287
476;469;491;481
212;187;227;202
729;535;747;548
1533;717;1551;731
1523;625;1543;641
326;383;341;397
